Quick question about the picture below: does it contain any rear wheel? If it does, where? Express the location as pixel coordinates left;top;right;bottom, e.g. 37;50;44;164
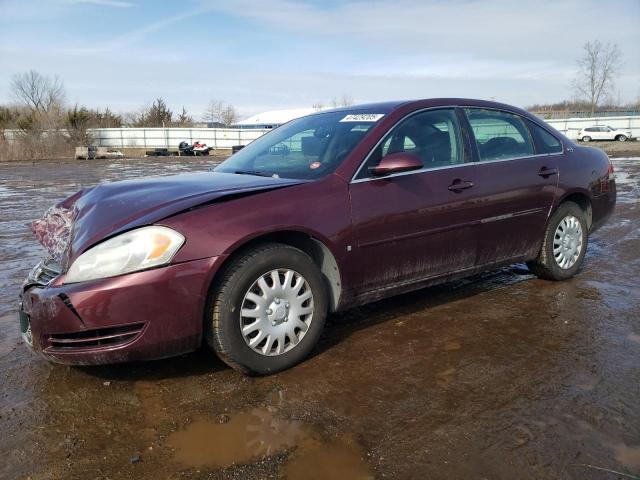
582;136;591;142
527;201;588;281
616;134;628;142
205;243;328;375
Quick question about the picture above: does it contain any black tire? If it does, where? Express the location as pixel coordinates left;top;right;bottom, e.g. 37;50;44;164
616;135;627;142
205;243;328;375
527;201;588;281
582;136;591;142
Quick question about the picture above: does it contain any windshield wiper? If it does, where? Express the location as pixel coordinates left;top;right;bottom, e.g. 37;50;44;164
234;170;277;178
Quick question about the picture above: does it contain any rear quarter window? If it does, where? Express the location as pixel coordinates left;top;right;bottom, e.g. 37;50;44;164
527;120;562;155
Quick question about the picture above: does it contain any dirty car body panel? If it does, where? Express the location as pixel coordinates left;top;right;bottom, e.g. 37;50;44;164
20;98;616;365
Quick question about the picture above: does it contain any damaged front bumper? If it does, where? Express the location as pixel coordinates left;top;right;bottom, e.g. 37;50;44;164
19;255;224;365
19;258;62;346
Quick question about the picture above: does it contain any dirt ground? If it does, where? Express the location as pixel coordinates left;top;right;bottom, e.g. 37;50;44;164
0;157;638;480
591;140;640;158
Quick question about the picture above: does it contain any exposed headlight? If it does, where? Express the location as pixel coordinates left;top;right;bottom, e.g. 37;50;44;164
64;226;185;283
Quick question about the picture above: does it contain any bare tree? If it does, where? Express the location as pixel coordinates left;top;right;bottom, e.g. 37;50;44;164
204;100;225;124
312;102;325;111
204;100;239;126
573;40;622;116
219;105;239;126
331;94;354;108
122;110;141;126
10;70;65;114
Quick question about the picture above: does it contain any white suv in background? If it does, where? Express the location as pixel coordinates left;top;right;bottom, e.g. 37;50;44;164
578;125;634;142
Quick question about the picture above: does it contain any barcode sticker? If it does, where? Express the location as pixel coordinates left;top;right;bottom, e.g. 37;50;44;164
339;114;385;122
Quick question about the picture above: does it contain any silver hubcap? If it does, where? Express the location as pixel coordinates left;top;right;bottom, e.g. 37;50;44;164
553;215;583;269
240;269;314;356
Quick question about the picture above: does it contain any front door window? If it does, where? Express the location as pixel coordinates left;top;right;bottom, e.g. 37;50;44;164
355;108;464;180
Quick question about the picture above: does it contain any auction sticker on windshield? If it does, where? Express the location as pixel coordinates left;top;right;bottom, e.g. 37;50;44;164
340;114;385;122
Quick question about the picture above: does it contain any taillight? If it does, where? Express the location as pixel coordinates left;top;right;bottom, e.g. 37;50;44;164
607;156;614;175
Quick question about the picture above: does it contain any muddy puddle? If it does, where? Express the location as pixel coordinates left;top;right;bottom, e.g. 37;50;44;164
167;407;373;479
1;157;639;479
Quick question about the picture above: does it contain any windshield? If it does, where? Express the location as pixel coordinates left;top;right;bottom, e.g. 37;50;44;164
215;111;384;179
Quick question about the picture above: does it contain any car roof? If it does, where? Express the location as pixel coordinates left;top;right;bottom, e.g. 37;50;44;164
313;98;531;115
313;100;408;114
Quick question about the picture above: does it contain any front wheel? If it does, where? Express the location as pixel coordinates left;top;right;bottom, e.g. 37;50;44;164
527;201;589;281
582;136;591;142
205;243;328;375
616;135;628;142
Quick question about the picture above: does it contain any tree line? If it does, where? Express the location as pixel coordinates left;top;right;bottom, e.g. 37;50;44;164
0;71;243;160
0;70;242;132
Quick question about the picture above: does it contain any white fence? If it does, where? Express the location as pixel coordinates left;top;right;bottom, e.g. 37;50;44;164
88;127;270;150
88;116;640;147
3;115;639;150
544;115;639;140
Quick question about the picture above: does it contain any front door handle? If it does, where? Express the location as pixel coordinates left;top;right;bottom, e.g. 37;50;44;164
448;179;474;192
538;167;558;177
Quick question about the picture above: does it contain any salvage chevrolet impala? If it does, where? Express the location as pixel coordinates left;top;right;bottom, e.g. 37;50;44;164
20;99;616;374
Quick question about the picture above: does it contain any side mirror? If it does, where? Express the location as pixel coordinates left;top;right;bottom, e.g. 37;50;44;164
370;152;423;176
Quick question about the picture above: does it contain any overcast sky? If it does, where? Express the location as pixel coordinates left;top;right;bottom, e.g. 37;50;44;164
1;0;639;120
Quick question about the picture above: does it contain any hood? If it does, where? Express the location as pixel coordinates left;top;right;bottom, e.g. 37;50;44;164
30;172;306;268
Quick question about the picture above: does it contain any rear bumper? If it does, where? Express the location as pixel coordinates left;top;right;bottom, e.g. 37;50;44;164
20;256;224;365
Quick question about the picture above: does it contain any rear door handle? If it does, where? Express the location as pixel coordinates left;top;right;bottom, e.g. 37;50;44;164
538;167;558;177
448;179;474;192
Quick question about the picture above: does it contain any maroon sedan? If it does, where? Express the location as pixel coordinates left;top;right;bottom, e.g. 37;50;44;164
20;99;616;374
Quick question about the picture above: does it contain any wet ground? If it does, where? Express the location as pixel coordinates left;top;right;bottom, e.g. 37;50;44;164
0;157;639;480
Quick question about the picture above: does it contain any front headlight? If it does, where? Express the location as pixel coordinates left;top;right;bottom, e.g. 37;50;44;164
64;226;185;284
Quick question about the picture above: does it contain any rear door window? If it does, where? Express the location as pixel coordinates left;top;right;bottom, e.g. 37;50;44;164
464;109;534;161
